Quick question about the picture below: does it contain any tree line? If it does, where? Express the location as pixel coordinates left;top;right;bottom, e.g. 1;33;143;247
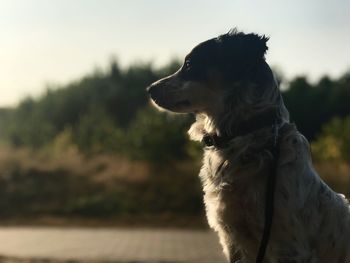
1;60;350;162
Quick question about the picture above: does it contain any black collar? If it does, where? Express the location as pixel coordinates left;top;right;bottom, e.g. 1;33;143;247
202;133;229;148
201;109;282;148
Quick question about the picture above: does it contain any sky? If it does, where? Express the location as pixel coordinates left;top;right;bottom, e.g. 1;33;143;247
1;0;350;107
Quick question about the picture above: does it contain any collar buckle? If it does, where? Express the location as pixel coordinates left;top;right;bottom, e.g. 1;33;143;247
202;134;217;147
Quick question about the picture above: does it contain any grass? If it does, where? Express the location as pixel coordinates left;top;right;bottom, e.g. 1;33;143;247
0;145;204;226
315;161;350;197
0;145;348;227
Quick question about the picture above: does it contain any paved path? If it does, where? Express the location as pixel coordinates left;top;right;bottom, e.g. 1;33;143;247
0;227;226;263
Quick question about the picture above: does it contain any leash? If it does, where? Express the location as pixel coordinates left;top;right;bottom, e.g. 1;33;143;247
255;121;280;263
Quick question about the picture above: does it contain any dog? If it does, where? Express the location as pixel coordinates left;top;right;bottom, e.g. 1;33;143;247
147;29;350;263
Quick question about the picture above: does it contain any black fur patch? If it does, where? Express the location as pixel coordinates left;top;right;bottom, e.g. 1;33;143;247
180;29;269;82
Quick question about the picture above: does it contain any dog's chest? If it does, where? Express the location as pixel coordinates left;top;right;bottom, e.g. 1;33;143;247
199;149;266;244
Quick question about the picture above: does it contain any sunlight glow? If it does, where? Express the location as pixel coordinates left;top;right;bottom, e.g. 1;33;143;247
1;0;349;107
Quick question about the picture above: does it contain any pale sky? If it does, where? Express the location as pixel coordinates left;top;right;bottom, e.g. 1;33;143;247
1;0;350;107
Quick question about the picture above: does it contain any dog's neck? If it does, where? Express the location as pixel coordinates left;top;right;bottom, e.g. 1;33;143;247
188;81;290;144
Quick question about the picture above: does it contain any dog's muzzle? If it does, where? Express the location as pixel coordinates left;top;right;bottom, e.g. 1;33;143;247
147;82;167;107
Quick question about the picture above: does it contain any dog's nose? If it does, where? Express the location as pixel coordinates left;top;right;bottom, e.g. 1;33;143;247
147;83;161;97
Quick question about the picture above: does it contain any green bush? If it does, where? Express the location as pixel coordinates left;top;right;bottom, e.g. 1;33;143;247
71;107;123;154
312;117;350;162
283;74;350;140
126;107;192;163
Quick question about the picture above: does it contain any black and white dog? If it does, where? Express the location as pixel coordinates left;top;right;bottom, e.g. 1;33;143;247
148;29;350;263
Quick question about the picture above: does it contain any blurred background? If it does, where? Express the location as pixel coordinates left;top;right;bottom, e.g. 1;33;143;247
0;0;349;262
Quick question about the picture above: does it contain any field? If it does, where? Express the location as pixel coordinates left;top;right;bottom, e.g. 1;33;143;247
0;145;205;225
0;143;348;226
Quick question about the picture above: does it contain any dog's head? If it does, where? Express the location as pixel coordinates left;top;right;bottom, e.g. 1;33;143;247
147;29;274;116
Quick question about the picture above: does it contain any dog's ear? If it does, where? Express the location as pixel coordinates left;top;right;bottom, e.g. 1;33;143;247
218;30;269;62
243;33;269;60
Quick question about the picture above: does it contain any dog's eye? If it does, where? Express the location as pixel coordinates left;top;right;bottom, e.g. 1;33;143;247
184;60;191;71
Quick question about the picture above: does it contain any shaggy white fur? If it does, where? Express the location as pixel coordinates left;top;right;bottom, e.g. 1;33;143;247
187;76;350;262
191;115;350;262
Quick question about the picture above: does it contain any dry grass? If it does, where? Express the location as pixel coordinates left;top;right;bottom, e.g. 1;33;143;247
0;144;348;225
315;161;350;197
0;145;204;224
0;146;150;184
